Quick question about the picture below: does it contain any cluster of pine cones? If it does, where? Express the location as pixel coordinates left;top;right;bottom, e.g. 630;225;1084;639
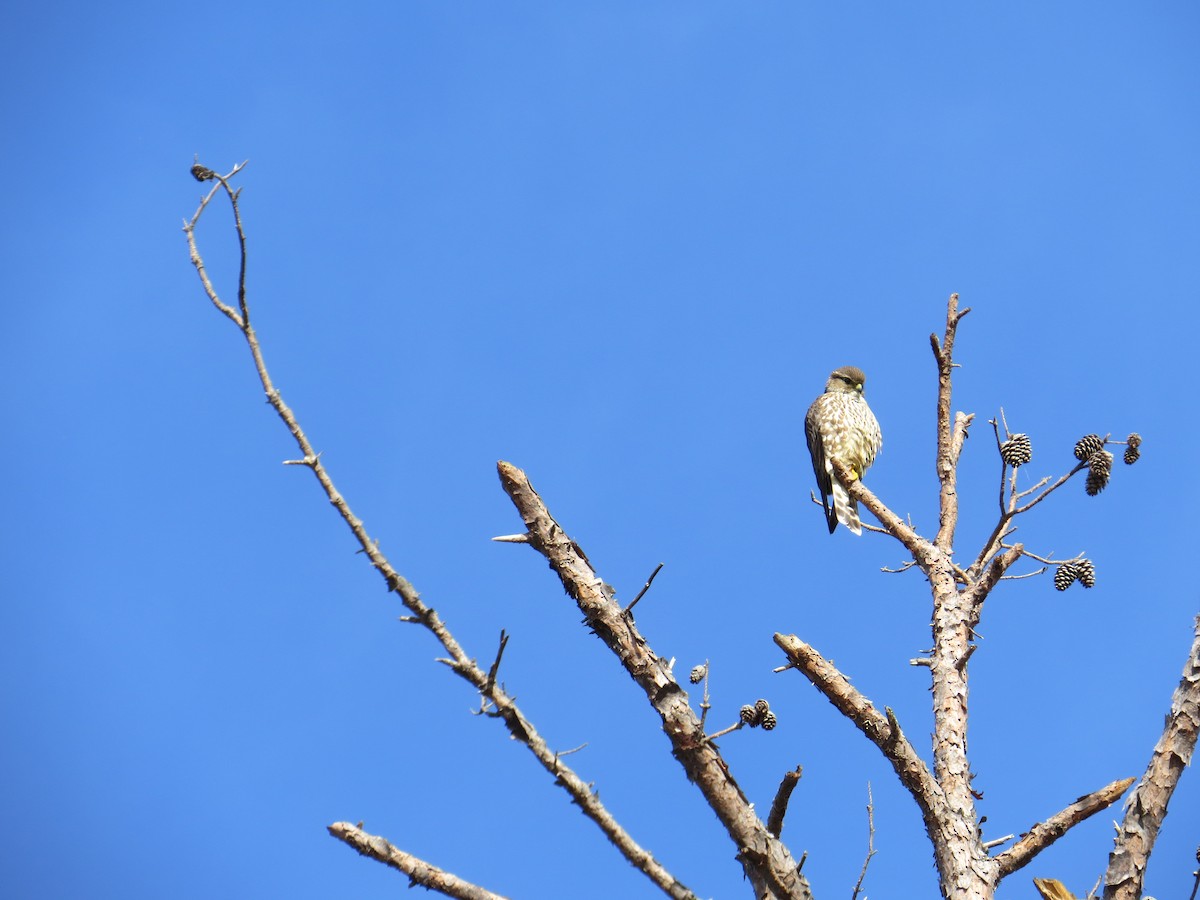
998;432;1141;496
739;698;778;731
1054;559;1096;591
995;430;1143;593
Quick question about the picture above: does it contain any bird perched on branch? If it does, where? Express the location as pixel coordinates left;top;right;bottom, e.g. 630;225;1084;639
805;366;882;535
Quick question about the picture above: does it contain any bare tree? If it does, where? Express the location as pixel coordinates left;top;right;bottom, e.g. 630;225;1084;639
184;161;1199;900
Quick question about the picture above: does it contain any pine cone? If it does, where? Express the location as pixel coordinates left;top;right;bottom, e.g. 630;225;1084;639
754;698;771;716
740;704;758;725
1000;433;1032;467
1124;434;1142;465
1054;563;1078;591
190;163;215;182
1075;559;1096;588
1074;434;1104;460
1085;450;1114;495
689;664;706;684
760;711;778;731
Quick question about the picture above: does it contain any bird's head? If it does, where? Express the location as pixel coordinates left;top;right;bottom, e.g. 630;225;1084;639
825;366;867;395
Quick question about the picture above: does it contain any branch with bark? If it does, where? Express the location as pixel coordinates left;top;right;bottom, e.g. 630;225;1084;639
185;164;1191;900
327;822;510;900
184;162;696;900
497;461;813;900
779;295;1168;899
1103;617;1200;900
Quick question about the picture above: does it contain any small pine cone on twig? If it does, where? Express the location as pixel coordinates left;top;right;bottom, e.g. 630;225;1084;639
1000;433;1032;467
1074;434;1105;460
190;163;216;182
1054;563;1078;591
754;698;771;717
689;664;707;684
1124;433;1142;465
1085;450;1114;495
760;711;778;731
1074;559;1096;588
740;704;759;725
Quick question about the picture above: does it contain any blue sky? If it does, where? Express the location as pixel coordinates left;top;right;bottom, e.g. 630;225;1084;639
3;3;1198;898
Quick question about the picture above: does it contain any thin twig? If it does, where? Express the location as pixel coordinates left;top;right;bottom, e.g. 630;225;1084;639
1012;459;1090;515
1014;477;1051;501
625;562;664;616
698;660;712;730
998;567;1046;581
701;721;744;744
485;630;509;693
981;834;1015;851
1009;547;1083;568
850;782;876;900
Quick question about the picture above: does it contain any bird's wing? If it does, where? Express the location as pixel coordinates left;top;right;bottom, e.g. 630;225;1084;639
804;402;838;533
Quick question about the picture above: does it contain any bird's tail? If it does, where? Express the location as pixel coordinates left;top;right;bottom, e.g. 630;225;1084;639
831;481;863;536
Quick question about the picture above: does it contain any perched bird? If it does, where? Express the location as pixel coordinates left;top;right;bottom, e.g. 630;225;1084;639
805;366;883;535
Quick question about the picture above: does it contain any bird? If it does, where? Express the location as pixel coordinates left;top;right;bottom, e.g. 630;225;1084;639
804;366;883;535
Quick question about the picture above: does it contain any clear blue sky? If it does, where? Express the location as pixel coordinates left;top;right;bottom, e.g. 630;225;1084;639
3;3;1198;898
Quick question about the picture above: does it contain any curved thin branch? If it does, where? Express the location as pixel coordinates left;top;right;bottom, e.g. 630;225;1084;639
185;165;696;900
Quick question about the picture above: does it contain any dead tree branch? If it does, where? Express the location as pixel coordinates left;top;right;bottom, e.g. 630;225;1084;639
772;634;957;847
766;767;803;838
931;292;970;553
328;822;509;900
1103;616;1200;899
830;458;933;564
851;783;877;900
625;562;665;616
184;163;696;900
993;777;1134;877
498;461;812;900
